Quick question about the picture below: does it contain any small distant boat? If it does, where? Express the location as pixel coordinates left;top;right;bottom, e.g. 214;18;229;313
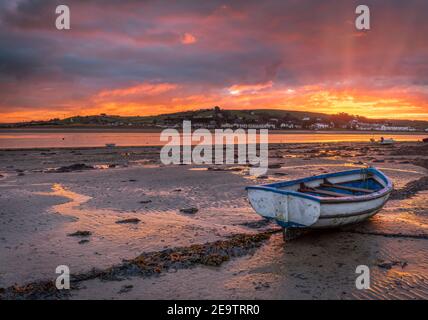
370;137;395;145
379;138;395;145
246;168;393;238
105;143;116;148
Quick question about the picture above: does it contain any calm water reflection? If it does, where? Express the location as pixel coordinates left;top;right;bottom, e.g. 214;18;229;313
0;130;426;149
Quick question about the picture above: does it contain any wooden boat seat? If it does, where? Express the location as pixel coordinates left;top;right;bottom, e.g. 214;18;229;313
304;188;345;197
298;183;345;197
320;183;374;194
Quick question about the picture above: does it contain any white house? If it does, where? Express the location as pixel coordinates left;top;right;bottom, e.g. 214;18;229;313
247;123;276;129
221;123;275;129
311;123;330;130
379;125;414;131
355;122;383;131
280;123;295;129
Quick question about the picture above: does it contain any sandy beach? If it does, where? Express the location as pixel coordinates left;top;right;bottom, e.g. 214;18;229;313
1;141;428;299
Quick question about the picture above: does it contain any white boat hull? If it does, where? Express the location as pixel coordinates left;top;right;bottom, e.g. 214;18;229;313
312;193;390;228
246;168;393;229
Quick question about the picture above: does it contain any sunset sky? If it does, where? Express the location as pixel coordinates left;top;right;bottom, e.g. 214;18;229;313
1;0;428;122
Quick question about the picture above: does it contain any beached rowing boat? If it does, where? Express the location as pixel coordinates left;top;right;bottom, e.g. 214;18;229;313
246;167;393;238
379;138;395;145
370;138;395;145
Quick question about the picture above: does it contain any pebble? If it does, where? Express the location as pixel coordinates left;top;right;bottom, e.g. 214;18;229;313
68;230;92;237
116;218;141;224
180;207;198;214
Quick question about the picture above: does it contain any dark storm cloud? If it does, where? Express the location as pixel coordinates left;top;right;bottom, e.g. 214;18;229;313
0;47;39;79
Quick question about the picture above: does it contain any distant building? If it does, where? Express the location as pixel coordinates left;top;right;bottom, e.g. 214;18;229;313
221;123;275;129
280;122;301;129
379;125;415;131
348;120;359;129
247;123;275;129
355;122;383;131
280;122;295;129
310;123;330;130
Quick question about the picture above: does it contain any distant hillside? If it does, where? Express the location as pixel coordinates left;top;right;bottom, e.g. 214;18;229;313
2;107;428;131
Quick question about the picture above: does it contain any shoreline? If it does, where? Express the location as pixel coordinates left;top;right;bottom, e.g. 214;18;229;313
1;132;427;151
0;127;427;135
0;140;420;152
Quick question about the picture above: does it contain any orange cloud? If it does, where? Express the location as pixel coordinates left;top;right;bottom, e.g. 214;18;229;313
228;81;274;95
181;33;197;44
2;83;428;123
167;84;428;121
96;83;178;99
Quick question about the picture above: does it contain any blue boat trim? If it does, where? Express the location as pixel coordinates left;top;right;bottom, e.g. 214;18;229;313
246;186;323;202
246;168;393;204
275;221;307;228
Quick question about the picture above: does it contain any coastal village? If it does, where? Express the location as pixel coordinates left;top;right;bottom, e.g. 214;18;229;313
4;106;428;132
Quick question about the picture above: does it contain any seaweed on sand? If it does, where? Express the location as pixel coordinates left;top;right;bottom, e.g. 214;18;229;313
0;231;276;300
0;281;70;300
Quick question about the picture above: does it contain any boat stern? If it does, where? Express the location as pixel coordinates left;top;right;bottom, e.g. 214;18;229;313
246;187;321;228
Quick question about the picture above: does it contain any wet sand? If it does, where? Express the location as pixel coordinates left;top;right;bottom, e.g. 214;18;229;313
0;142;428;299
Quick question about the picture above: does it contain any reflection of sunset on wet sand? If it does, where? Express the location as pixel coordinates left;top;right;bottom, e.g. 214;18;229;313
1;140;428;299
